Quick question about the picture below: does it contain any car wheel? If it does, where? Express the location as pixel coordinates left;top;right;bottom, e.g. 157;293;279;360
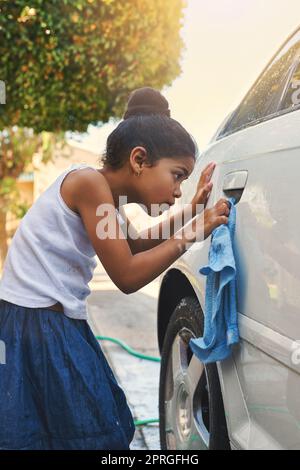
159;296;230;450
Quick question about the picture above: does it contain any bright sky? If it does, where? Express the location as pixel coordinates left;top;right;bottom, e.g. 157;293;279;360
70;0;300;154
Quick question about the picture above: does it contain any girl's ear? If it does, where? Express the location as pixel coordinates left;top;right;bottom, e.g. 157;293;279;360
129;146;148;175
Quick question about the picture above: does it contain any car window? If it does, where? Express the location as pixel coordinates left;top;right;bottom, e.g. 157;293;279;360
218;29;300;138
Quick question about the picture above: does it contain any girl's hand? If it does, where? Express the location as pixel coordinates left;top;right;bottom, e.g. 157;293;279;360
180;197;230;245
203;198;230;239
190;161;216;213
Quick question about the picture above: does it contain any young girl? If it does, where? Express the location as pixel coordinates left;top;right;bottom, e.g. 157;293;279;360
0;87;229;450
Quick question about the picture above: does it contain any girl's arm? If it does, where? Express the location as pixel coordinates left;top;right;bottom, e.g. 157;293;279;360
119;199;207;255
73;171;228;294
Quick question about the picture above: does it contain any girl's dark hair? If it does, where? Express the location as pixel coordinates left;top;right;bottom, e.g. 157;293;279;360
101;87;198;169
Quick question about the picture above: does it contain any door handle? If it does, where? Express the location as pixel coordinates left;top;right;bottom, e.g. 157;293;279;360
223;170;248;203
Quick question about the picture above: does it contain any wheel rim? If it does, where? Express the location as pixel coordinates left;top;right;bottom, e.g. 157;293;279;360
164;327;210;450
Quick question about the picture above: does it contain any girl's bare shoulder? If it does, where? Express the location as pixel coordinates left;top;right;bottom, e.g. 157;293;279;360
60;167;112;215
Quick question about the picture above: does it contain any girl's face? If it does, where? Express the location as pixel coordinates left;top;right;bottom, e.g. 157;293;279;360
136;156;195;215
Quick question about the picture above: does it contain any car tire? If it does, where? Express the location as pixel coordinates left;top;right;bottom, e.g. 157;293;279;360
159;296;230;450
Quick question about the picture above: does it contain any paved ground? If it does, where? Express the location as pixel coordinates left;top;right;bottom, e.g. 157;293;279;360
87;262;162;450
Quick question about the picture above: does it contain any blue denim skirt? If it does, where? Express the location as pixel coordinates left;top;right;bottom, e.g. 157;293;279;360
0;299;135;450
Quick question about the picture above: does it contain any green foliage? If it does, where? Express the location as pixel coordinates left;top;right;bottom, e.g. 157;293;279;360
0;126;63;180
0;176;29;220
0;0;186;133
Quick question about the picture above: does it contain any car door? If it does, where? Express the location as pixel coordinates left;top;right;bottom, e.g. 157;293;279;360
198;27;300;449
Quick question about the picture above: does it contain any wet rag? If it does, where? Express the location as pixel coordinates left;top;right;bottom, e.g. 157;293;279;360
189;197;239;364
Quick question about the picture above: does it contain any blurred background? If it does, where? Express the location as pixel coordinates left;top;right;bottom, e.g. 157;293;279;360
1;0;300;266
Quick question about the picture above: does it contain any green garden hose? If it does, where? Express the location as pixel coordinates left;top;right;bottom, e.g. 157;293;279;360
96;335;161;362
96;335;160;427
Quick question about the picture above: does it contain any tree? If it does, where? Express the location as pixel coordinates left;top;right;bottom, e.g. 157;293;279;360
0;0;186;268
0;0;186;132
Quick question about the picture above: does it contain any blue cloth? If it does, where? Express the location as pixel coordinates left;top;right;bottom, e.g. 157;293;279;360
189;197;239;364
0;299;135;450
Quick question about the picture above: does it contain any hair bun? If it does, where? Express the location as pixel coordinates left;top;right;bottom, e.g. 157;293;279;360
123;87;171;120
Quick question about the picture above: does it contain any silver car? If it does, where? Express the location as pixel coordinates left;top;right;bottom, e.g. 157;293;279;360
157;26;300;450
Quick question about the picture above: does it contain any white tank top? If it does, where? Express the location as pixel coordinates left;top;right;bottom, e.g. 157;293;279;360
0;163;121;320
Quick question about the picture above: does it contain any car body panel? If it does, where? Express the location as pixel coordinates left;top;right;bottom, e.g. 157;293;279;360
158;107;300;449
